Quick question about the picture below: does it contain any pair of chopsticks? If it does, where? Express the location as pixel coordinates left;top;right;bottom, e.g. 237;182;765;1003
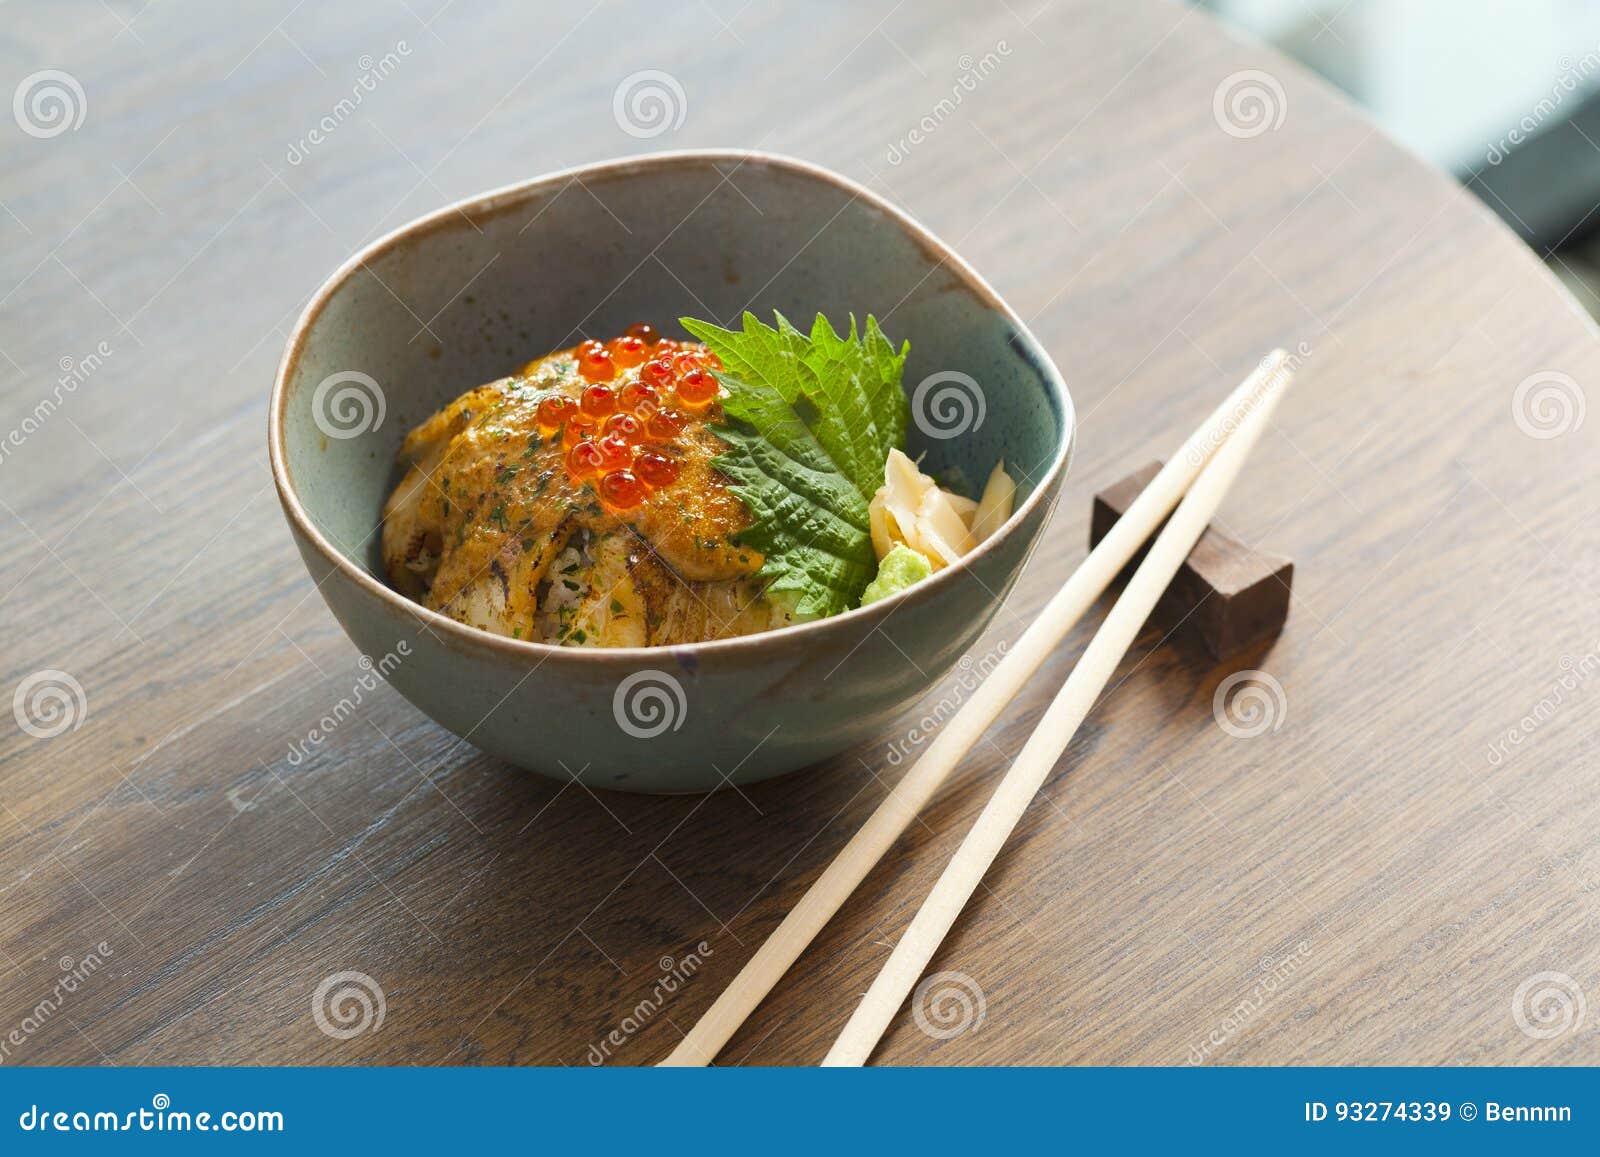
662;350;1294;1067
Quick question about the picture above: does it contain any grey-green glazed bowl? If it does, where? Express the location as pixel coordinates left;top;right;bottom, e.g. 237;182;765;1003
270;151;1073;793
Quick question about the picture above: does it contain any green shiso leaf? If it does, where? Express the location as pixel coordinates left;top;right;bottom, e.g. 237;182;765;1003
679;311;910;620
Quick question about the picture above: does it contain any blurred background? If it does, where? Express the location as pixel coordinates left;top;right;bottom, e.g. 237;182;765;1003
1202;0;1600;315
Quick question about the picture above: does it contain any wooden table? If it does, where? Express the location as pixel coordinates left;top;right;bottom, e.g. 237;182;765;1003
4;0;1598;1067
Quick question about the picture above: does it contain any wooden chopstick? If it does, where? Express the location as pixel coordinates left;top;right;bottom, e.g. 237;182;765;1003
660;351;1291;1067
821;354;1293;1066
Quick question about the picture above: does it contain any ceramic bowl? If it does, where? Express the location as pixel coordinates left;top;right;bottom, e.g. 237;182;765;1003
269;150;1073;793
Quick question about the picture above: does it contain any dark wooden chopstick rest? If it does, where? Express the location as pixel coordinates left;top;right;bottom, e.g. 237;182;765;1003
1089;460;1292;659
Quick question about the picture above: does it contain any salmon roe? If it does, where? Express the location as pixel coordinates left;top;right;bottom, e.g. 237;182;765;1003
617;379;659;415
596;432;632;471
579;384;615;421
566;440;604;478
640;358;674;388
677;367;718;408
578;344;616;382
611;334;648;368
536;393;576;433
634;448;681;488
546;327;720;502
646;407;685;440
603;412;646;443
599;469;648;511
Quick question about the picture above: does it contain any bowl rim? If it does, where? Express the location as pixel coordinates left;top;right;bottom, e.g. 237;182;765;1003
268;148;1074;664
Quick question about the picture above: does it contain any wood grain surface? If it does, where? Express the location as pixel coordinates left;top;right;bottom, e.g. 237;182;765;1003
3;0;1599;1067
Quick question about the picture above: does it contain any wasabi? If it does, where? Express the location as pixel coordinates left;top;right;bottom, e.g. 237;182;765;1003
860;544;934;606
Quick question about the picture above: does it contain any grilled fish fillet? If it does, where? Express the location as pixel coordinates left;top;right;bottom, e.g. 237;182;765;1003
381;334;785;646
